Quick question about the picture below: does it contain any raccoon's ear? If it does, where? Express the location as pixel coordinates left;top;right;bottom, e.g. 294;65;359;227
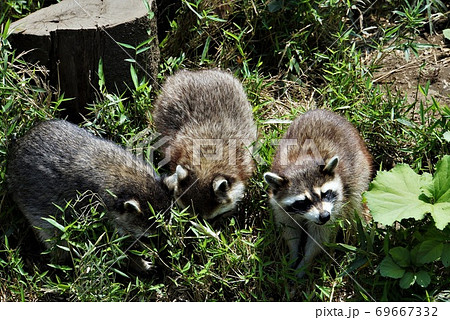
213;176;229;198
263;172;286;190
176;165;189;180
164;174;177;191
164;165;189;191
323;156;339;174
124;199;142;214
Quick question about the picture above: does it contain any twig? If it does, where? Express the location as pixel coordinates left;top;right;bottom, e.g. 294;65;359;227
373;61;421;82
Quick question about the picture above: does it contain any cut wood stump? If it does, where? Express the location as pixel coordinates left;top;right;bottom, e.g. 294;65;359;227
10;0;159;121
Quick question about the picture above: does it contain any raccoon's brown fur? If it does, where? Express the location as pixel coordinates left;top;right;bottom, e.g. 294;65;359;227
153;69;257;219
7;120;172;270
264;109;372;278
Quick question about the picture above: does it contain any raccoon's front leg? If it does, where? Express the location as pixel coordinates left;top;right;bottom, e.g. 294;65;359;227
31;218;71;264
295;224;331;278
283;226;301;268
128;254;157;274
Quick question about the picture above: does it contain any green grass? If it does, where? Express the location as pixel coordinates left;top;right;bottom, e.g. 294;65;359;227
0;0;449;301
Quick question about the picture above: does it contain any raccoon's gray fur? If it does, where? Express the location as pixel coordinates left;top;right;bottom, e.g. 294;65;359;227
153;69;257;220
7;120;172;269
264;109;372;278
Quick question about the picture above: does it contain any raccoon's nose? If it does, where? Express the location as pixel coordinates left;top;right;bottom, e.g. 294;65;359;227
319;211;331;224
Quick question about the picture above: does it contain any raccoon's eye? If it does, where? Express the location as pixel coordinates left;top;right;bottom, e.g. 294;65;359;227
287;199;311;213
321;189;336;201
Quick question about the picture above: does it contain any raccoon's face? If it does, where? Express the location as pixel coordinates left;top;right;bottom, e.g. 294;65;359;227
112;181;173;238
164;165;245;220
113;198;151;237
264;156;344;225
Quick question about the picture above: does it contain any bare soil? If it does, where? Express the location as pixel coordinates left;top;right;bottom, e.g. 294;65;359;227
373;33;450;107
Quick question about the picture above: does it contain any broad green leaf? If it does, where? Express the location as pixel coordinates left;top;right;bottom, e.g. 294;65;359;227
399;272;415;289
423;226;447;242
422;156;450;230
428;203;450;230
365;164;433;226
415;270;431;288
423;155;450;202
441;244;450;267
416;240;443;264
389;247;410;267
379;256;405;279
410;244;421;266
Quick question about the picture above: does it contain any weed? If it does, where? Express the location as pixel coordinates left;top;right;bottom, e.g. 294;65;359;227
1;0;449;301
365;156;450;298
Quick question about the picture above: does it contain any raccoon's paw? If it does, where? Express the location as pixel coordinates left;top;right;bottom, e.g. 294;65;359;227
128;255;158;275
140;258;157;273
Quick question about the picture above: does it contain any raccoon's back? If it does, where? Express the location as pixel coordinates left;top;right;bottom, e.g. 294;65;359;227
8;120;135;183
7;120;158;210
274;109;372;194
153;69;255;139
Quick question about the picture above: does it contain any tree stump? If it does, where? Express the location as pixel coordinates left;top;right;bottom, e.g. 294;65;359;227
10;0;159;121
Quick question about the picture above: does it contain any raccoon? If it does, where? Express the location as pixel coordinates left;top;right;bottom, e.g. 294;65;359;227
7;120;172;270
153;69;257;220
264;109;372;278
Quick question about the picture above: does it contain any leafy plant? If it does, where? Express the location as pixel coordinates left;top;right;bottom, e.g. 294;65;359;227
379;232;450;289
0;0;54;21
40;193;148;301
365;155;450;230
393;0;428;35
2;0;450;302
365;156;450;290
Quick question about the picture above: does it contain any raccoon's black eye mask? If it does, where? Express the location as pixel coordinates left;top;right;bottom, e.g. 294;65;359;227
286;199;312;213
321;189;337;201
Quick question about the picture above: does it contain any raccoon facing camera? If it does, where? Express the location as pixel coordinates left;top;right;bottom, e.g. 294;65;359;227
6;120;173;273
154;69;257;220
264;109;373;279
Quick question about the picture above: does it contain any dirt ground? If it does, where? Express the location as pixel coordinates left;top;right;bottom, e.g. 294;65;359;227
256;30;450;125
372;33;450;107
